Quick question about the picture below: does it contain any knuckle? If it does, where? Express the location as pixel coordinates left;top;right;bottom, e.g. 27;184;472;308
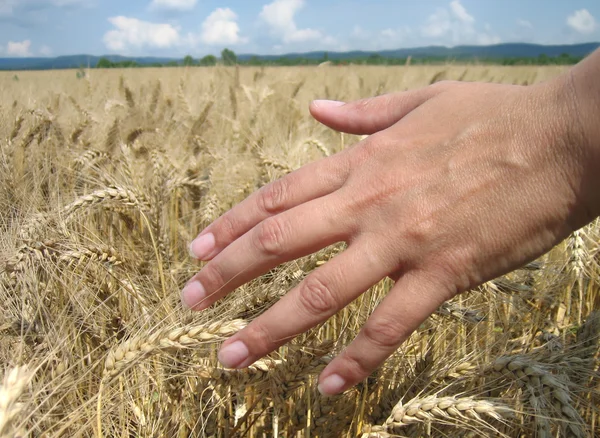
349;134;393;173
198;262;225;291
215;212;238;243
254;216;288;256
259;178;289;215
244;322;275;354
352;135;378;162
339;348;373;378
297;275;339;317
362;316;405;349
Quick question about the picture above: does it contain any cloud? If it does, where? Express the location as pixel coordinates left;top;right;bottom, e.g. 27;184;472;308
421;0;499;46
200;8;246;45
449;0;474;24
103;16;181;52
345;25;414;52
567;9;597;34
7;40;32;56
259;0;321;43
422;8;452;38
150;0;196;11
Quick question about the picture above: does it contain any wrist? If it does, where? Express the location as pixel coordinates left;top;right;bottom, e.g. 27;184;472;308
543;56;600;224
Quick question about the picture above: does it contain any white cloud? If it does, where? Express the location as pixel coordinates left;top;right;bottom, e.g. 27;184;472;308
103;16;181;52
7;40;32;57
200;8;246;45
150;0;196;11
346;25;413;51
567;9;597;35
449;0;474;23
421;1;499;46
259;0;321;43
422;8;452;38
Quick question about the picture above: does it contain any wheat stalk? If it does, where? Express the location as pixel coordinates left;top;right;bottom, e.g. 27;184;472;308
436;302;485;324
177;79;191;117
73;149;109;168
123;87;135;109
20;119;52;149
104;319;247;378
303;139;330;157
492;355;586;437
365;395;512;436
258;150;294;174
0;366;33;438
8;115;24;143
63;186;150;217
58;245;124;269
3;240;60;275
148;80;162;116
105;118;120;153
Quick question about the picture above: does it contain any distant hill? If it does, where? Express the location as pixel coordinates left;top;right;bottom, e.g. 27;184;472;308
0;43;599;70
0;55;174;71
244;42;600;61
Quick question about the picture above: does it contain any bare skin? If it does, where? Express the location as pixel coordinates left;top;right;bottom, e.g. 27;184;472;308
182;49;600;396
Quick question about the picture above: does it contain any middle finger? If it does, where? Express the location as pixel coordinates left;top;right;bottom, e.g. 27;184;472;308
181;194;349;310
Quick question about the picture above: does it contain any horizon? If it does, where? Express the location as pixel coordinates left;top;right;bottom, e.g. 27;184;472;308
0;1;599;58
1;41;599;61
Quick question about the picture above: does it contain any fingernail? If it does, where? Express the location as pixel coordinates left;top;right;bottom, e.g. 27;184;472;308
218;340;249;368
189;233;215;260
313;100;345;108
181;280;206;309
318;374;346;396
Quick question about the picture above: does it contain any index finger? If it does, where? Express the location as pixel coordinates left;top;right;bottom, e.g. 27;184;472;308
189;153;351;261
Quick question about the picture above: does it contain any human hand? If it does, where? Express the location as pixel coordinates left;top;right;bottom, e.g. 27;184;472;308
182;75;597;396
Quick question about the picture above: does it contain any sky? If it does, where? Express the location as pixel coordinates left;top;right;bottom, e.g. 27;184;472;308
0;0;599;58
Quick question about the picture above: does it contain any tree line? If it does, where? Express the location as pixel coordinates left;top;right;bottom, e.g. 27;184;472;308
94;48;585;69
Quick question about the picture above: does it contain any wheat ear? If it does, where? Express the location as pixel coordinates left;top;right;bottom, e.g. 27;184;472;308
492;355;586;437
104;319;246;378
365;395;511;436
63;186;150;217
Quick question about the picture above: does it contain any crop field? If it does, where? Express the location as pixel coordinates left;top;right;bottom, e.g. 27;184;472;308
0;64;598;437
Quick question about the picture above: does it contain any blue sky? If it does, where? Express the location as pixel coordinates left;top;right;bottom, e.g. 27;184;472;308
0;0;598;58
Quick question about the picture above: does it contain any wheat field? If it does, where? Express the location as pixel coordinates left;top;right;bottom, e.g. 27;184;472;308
0;64;598;437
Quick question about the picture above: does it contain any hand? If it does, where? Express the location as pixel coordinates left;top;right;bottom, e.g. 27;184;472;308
182;75;595;396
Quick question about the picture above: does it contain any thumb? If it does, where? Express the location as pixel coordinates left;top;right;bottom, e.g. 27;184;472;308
309;86;441;135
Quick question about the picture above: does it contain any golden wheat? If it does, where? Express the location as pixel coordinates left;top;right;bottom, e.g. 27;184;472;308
0;64;597;437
